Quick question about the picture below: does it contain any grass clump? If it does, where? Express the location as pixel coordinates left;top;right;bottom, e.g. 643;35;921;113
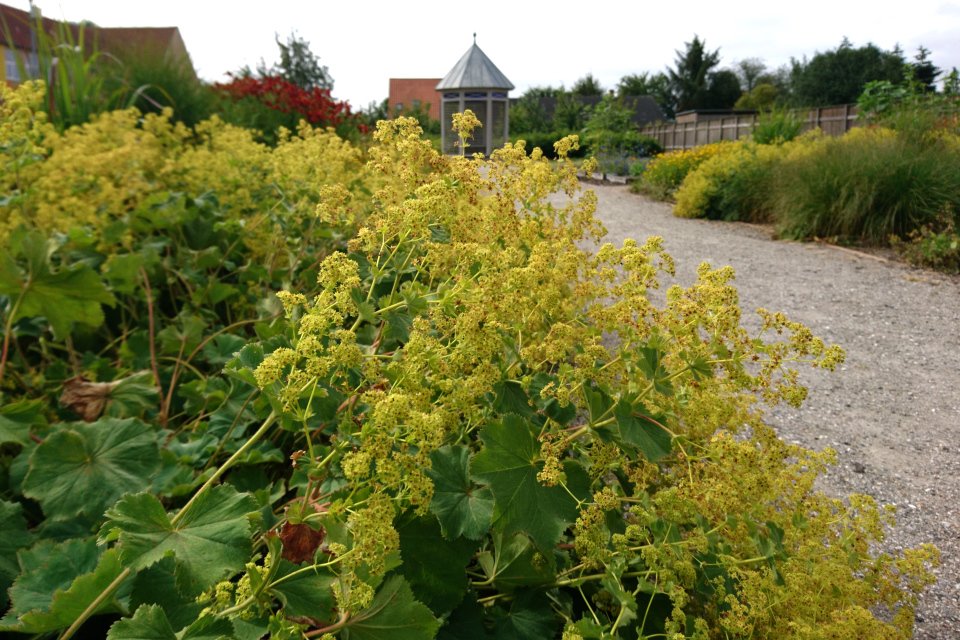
772;127;960;243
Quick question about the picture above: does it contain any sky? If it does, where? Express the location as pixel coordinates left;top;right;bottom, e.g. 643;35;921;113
7;0;960;110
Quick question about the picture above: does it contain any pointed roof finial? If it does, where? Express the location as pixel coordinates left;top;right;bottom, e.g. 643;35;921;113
473;32;476;44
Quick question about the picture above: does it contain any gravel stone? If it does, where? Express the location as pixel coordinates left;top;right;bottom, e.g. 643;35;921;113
560;185;960;639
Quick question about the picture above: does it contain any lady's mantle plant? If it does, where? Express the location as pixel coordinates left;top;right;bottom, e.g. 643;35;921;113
1;113;937;640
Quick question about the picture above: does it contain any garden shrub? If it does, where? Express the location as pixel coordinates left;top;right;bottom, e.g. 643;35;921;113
635;141;732;198
891;208;960;273
772;126;960;243
751;107;805;145
0;104;939;640
509;130;587;158
0;81;366;250
674;132;822;222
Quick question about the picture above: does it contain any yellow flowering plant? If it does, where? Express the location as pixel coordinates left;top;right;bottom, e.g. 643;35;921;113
0;106;937;640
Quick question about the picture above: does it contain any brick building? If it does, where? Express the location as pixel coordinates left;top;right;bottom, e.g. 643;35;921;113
388;78;443;120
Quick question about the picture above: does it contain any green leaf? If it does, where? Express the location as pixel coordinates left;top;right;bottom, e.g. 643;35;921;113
613;402;672;462
425;445;494;540
23;418;161;521
1;543;126;634
4;538;100;620
437;591;487;640
470;415;590;551
396;513;477;614
489;590;556;640
477;533;555;591
202;334;247;368
0;230;115;339
0;398;46;447
383;309;414;343
0;501;34;611
106;604;176;640
269;560;338;624
156;313;206;355
341;575;438;640
105;372;161;418
101;484;260;595
180;615;236;640
128;557;204;632
101;252;146;294
527;373;576;427
491;380;535;419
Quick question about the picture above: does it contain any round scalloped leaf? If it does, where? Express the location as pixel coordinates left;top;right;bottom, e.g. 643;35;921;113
23;418;161;521
101;484;259;596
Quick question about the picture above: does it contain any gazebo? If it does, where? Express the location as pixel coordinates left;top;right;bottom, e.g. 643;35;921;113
436;35;514;156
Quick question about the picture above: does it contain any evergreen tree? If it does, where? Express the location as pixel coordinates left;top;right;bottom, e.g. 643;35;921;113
618;72;675;119
571;73;604;96
911;46;941;92
705;69;742;109
668;35;721;112
789;37;905;106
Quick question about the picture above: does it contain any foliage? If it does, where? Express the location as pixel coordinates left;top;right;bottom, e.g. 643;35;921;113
732;58;767;93
358;98;390;130
856;70;960;140
890;209;960;273
910;46;941;93
553;91;587;131
268;30;334;92
667;35;721;112
0;82;364;246
734;83;779;110
508;131;587;159
672;134;820;222
395;103;442;136
751;107;806;144
772;127;960;243
0;99;940;640
704;69;742;109
617;71;675;120
212;74;362;144
121;51;215;128
635;142;732;197
1;14;138;132
508;94;552;134
571;73;604;96
789;37;906;106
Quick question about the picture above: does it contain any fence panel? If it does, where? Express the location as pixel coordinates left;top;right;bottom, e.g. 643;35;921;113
641;104;860;151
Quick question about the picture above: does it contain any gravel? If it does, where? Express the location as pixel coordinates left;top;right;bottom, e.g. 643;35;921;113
559;184;960;639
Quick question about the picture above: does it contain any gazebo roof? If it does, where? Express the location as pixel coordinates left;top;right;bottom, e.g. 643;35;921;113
435;37;514;91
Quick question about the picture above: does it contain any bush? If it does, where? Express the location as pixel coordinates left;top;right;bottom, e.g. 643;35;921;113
751;107;806;144
509;130;587;158
587;131;664;176
891;208;960;273
674;133;822;222
212;74;363;145
772;127;960;242
123;51;215;128
635;141;731;197
0;97;939;640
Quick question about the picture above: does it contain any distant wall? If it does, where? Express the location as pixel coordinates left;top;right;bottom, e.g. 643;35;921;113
388;78;443;120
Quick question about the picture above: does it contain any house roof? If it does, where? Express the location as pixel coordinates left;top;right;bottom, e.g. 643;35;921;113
0;4;56;50
436;39;514;91
0;3;192;71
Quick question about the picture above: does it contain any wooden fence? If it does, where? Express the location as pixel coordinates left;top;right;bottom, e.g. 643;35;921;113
639;104;861;151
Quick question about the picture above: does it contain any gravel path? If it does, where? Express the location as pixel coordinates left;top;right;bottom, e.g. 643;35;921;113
563;185;960;638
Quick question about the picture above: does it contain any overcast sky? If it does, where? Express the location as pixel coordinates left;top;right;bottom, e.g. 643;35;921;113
8;1;960;109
